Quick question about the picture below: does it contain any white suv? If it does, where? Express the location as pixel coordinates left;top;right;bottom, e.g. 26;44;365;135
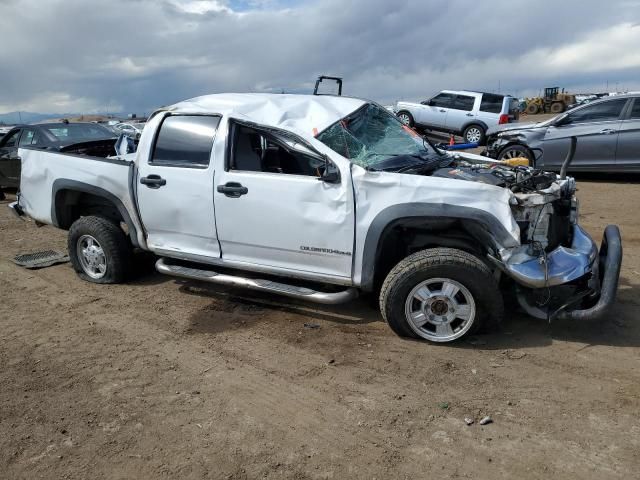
395;90;519;144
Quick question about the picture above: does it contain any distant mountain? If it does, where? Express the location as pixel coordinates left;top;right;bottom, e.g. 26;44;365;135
0;111;136;125
0;111;75;125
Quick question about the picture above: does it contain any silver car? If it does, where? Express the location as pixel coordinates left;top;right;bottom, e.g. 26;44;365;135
484;94;640;172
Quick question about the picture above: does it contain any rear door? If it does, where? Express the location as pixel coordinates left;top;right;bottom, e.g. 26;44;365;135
444;94;477;133
0;129;21;186
615;97;640;171
416;92;454;128
541;98;628;171
135;114;222;261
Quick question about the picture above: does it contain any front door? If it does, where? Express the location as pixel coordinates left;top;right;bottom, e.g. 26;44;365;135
541;98;628;171
135;114;222;260
214;121;355;280
616;97;640;171
417;92;454;128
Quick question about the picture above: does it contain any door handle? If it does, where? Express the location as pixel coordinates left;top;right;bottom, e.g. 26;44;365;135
466;113;474;117
600;129;616;135
140;174;166;189
439;109;447;113
217;182;248;198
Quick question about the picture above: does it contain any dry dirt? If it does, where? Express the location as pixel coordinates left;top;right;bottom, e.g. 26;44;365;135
1;175;639;479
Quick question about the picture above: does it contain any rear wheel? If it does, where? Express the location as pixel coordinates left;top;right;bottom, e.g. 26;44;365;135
525;103;539;115
550;102;565;114
68;216;131;284
463;124;485;144
397;111;414;128
498;144;533;165
379;248;503;343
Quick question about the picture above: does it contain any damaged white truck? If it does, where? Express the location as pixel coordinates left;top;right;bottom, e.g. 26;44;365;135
10;94;622;343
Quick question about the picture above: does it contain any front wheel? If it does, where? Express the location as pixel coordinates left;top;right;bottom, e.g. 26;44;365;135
68;216;132;284
379;248;503;343
498;144;533;165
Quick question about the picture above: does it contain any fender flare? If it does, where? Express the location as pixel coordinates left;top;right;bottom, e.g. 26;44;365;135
461;120;489;134
51;179;141;248
359;203;518;291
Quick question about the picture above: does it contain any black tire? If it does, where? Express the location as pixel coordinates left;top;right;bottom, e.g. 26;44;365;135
68;216;132;284
379;248;503;343
396;111;415;128
550;102;564;114
463;124;486;145
525;103;539;115
497;144;534;165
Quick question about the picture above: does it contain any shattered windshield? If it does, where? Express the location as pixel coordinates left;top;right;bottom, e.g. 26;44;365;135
316;103;438;169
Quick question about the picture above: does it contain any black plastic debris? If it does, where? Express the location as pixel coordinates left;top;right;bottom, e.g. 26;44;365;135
13;250;70;269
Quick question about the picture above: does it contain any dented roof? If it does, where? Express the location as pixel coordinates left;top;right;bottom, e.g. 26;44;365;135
165;93;367;139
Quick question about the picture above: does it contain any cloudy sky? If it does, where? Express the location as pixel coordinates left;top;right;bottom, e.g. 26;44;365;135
1;0;639;114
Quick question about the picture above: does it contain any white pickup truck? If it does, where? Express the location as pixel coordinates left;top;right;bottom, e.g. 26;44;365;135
10;94;622;343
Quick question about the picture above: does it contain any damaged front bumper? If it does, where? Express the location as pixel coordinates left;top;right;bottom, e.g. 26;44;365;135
491;225;622;321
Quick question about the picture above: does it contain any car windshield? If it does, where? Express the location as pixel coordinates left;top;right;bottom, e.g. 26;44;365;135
44;124;114;141
316;103;438;169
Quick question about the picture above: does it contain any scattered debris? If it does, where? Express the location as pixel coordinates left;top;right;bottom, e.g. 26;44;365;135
327;359;335;365
489;362;504;368
13;250;69;269
464;417;474;426
438;402;450;410
479;416;493;425
304;323;321;329
471;369;477;375
504;349;527;360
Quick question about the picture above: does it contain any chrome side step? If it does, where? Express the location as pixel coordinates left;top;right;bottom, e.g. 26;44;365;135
155;258;358;305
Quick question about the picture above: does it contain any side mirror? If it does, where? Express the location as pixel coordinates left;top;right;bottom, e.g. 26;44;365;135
555;115;571;127
319;158;340;184
420;100;432;106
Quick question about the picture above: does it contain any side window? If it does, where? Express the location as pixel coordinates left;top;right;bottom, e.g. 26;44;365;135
480;94;504;114
151;115;220;167
2;130;20;147
451;95;475;111
18;129;35;146
566;99;627;124
231;124;324;177
629;99;640;119
429;93;455;108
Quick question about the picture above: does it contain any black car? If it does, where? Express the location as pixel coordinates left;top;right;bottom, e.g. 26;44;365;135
0;122;116;190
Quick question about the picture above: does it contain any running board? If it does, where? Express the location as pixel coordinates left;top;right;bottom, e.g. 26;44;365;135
155;258;358;305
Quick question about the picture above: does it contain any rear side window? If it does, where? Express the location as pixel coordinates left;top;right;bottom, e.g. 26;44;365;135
567;99;627;123
151;115;220;167
451;95;475;111
629;99;640;119
480;93;505;113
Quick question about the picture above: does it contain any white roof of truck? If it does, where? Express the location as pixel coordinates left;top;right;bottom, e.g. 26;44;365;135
166;93;367;137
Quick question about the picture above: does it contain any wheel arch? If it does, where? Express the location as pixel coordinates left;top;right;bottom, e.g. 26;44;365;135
462;120;489;134
51;179;140;248
359;204;518;292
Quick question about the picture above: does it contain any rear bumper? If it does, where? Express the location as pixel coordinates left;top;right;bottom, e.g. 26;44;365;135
557;225;622;321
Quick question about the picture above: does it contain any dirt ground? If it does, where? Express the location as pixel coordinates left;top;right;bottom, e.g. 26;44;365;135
1;171;639;479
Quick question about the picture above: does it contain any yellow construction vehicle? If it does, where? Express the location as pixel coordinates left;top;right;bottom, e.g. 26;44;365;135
525;87;576;115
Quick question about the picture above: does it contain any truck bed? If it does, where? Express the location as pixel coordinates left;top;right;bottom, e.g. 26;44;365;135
18;141;136;229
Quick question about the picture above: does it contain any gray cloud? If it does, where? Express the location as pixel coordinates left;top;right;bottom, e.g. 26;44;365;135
0;0;639;114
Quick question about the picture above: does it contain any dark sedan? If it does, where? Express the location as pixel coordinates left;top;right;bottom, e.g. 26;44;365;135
483;94;640;173
0;122;116;189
